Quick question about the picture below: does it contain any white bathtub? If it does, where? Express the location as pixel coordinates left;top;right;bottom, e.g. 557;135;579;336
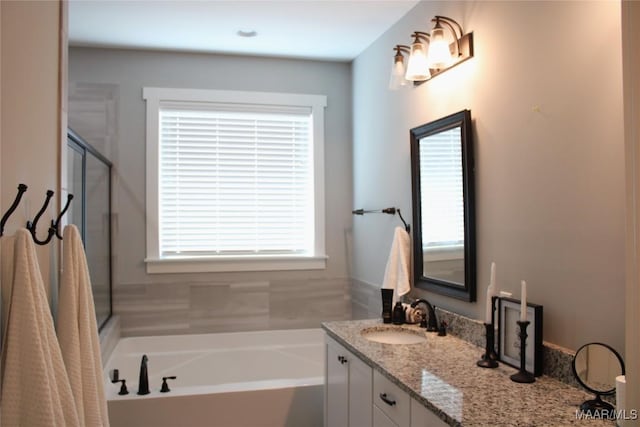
104;328;325;427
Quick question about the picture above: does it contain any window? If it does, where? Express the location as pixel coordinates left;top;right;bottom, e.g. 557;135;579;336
144;88;327;273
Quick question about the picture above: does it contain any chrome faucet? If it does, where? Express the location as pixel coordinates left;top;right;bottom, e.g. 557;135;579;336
410;299;438;333
137;354;150;395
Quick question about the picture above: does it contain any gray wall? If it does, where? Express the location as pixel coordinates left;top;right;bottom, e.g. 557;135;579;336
69;47;353;336
352;0;625;352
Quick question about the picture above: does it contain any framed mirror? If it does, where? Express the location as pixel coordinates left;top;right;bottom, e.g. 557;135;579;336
572;342;625;416
410;110;476;301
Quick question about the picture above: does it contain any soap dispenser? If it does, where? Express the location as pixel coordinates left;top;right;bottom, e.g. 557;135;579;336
392;302;405;325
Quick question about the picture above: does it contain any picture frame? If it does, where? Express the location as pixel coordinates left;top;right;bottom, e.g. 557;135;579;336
497;297;543;376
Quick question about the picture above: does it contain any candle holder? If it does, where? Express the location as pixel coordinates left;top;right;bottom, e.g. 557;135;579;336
477;296;498;368
510;320;535;383
477;322;499;368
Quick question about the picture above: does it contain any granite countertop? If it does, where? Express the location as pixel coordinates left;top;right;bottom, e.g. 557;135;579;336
322;319;614;427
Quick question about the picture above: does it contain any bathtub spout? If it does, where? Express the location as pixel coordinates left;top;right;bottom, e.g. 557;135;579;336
137;354;150;395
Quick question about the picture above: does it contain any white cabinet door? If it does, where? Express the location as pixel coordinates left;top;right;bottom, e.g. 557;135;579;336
326;338;349;427
410;397;449;427
349;353;372;427
326;335;373;427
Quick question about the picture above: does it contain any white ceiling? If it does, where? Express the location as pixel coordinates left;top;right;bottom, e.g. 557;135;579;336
68;0;419;61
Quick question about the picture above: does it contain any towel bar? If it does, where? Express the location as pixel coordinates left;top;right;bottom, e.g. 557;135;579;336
352;207;410;233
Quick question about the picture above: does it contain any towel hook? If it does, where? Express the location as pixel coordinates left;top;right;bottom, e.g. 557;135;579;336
0;184;28;237
52;194;74;239
26;190;56;245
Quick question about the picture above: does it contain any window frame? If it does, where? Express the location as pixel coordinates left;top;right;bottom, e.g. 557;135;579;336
143;87;327;274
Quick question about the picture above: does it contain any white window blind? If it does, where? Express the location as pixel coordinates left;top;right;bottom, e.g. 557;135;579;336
420;127;464;250
159;106;313;257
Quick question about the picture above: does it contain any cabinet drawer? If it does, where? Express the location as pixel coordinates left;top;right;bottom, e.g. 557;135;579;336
373;404;398;427
373;370;410;427
410;397;449;427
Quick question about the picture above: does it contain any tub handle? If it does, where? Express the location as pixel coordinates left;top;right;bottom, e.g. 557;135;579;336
112;379;129;395
161;376;177;393
110;369;129;395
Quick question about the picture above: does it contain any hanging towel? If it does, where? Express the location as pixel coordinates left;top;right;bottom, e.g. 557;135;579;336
1;234;17;359
58;224;110;427
0;229;80;427
382;226;412;304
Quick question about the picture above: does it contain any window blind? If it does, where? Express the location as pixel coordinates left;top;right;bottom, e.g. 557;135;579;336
159;106;313;257
419;127;464;249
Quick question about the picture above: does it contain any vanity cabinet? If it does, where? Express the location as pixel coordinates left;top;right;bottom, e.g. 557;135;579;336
325;335;373;427
326;334;449;427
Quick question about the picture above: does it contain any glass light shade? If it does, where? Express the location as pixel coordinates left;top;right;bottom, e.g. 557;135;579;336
389;56;408;90
405;42;431;81
427;27;452;69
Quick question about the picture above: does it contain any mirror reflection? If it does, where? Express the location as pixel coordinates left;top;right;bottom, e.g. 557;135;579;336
573;342;624;394
410;110;475;301
419;126;464;285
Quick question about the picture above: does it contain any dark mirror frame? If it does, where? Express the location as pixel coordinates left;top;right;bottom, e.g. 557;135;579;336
410;110;476;301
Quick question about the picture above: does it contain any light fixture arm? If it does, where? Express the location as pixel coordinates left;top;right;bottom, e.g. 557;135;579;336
393;44;411;56
433;15;464;38
411;31;430;44
432;16;463;57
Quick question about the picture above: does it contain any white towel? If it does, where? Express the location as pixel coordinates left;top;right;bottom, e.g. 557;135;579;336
58;224;110;427
382;226;412;304
0;229;80;427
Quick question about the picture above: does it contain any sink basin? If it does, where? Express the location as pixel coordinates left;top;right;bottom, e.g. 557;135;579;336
361;327;427;345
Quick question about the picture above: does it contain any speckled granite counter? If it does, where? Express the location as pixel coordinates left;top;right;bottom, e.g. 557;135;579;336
322;319;614;427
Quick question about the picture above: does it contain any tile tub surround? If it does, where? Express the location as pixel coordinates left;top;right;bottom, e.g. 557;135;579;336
322;319;614;427
113;277;352;336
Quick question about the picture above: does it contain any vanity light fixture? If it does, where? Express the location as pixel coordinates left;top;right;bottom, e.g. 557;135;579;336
388;45;410;90
405;32;431;82
389;14;473;88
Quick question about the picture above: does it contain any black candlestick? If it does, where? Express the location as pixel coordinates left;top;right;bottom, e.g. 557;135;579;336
477;296;498;368
477;322;499;368
510;320;535;383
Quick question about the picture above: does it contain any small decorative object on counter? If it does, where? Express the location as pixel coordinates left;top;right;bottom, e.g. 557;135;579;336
438;321;448;336
510;320;535;383
420;312;428;328
477;295;499;368
381;289;393;324
392;301;405;325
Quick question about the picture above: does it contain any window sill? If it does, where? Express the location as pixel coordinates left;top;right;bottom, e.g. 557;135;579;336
145;254;328;274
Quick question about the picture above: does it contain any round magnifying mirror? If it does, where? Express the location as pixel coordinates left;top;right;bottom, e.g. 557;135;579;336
572;342;625;417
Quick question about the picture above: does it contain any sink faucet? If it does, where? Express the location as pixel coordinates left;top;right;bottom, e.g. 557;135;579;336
137;354;150;395
410;299;438;333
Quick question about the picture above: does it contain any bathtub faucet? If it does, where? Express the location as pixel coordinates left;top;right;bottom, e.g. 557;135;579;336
137;354;150;395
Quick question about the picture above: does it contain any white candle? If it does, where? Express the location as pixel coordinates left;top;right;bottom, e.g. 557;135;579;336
520;280;527;322
485;262;497;323
485;283;493;324
490;262;496;288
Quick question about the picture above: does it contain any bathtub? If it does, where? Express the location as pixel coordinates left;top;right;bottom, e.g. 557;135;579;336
104;328;325;427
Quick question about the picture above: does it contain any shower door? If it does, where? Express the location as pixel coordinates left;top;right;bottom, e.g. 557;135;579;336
67;129;113;331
